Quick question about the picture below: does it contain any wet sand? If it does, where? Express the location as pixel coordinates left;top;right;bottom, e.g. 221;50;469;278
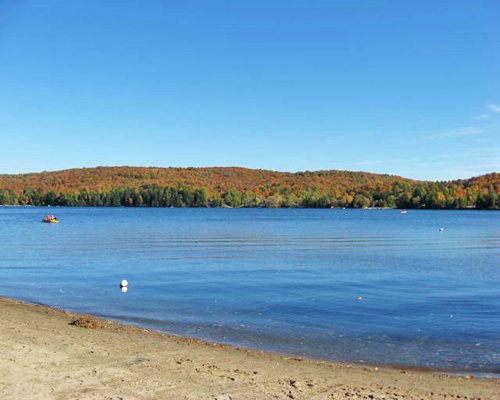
0;296;498;400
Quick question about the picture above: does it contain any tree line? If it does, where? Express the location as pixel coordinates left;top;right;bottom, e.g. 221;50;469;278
0;181;498;209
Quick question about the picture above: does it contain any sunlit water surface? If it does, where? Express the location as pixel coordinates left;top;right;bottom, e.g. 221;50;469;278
0;207;498;373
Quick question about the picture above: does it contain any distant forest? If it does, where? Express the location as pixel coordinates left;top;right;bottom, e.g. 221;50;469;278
0;167;498;209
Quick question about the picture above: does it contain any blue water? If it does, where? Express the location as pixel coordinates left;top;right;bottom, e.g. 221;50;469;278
0;207;499;373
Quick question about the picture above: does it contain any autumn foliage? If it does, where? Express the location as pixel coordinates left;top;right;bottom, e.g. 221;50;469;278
0;166;498;209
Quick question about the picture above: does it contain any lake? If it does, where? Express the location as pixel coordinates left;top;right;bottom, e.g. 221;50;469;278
0;207;498;373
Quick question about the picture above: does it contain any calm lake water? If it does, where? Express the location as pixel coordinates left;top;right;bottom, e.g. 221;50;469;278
0;207;499;373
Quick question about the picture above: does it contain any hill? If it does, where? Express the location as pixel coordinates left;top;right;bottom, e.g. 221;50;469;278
0;166;498;209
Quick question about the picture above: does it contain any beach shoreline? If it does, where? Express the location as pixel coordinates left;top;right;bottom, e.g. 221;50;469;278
11;297;498;378
0;296;498;400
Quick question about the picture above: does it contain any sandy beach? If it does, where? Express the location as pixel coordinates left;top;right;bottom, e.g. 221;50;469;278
0;297;498;400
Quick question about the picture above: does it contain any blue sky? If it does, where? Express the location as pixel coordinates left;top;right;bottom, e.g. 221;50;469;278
0;1;498;180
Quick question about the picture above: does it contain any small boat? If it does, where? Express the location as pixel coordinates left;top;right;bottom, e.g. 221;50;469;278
42;215;59;223
400;210;407;214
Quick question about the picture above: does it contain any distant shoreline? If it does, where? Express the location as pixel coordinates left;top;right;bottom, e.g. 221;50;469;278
0;296;498;399
1;166;498;209
1;204;498;211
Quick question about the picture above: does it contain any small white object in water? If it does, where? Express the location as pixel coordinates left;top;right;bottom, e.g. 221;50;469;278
121;286;128;293
357;296;363;301
120;279;128;288
439;227;444;231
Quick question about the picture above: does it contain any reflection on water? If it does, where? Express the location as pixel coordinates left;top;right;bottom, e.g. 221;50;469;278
0;207;499;372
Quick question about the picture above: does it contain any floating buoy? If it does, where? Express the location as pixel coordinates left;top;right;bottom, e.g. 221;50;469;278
439;227;444;232
121;286;128;293
120;279;128;288
357;296;363;301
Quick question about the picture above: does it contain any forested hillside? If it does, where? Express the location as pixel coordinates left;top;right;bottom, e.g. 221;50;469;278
0;167;498;209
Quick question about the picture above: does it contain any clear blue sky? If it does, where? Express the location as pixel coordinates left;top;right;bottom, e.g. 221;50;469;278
0;1;498;180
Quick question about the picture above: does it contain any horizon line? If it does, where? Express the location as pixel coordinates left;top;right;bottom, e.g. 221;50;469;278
1;165;498;183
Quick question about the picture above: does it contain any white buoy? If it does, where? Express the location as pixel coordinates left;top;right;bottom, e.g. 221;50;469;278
120;279;128;288
121;286;128;293
439;227;444;232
